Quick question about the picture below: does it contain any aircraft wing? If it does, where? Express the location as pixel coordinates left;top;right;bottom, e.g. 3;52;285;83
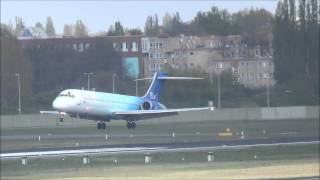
40;111;66;115
113;107;213;120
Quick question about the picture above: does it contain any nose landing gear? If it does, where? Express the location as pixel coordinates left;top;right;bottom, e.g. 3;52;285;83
127;121;136;129
59;117;64;122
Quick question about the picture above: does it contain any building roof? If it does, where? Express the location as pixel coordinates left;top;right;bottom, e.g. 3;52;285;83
19;27;48;39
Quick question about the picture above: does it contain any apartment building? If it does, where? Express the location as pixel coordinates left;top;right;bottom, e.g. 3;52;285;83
142;34;275;88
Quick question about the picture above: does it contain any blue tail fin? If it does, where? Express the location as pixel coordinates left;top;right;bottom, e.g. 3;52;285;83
143;72;167;102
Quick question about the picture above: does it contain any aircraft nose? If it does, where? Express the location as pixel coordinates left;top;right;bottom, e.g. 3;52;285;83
52;98;71;111
52;98;62;110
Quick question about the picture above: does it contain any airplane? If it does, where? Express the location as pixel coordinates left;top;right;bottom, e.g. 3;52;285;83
40;72;214;130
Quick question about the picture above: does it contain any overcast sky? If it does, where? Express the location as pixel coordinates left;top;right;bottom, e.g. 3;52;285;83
1;1;278;34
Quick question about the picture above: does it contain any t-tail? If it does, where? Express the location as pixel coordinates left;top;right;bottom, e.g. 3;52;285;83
141;71;204;102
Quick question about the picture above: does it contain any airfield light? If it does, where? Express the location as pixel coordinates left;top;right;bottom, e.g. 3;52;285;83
266;83;270;108
207;152;214;162
217;68;222;109
145;153;151;164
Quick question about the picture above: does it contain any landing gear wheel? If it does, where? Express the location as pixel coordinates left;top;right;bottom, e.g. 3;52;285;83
97;122;107;130
127;121;136;129
132;121;136;129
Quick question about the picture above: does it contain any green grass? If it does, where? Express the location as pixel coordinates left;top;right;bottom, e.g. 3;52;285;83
1;144;319;178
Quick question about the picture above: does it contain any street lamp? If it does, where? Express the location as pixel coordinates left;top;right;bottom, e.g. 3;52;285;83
83;72;94;90
266;84;270;108
210;58;213;84
135;73;138;96
15;73;21;114
217;69;221;109
112;73;117;93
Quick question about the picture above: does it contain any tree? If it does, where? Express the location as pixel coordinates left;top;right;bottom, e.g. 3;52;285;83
126;28;142;35
106;25;115;36
273;0;319;105
106;21;124;36
1;27;33;113
35;22;44;30
162;12;186;36
13;17;24;36
232;8;273;45
191;6;236;36
144;14;160;36
24;39;122;94
45;16;55;36
1;23;14;38
63;24;73;36
162;12;173;31
114;21;124;36
74;20;88;36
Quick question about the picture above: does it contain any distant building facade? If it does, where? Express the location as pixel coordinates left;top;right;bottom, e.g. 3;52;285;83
18;33;274;88
18;35;143;78
142;34;274;88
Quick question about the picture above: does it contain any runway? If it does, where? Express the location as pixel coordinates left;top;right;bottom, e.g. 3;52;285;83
1;136;318;159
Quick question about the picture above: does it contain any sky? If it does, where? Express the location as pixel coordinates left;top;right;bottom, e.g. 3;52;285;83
1;1;278;34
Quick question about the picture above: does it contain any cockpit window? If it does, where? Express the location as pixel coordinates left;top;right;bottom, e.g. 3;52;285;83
59;92;75;98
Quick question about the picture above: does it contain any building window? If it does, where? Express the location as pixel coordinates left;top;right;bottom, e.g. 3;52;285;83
79;43;84;52
215;63;220;69
85;43;90;49
149;53;154;60
250;73;255;79
122;42;128;52
241;73;245;79
132;42;138;52
263;62;267;68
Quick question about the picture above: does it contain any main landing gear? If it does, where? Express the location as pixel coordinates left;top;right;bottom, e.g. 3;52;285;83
97;122;107;130
127;121;136;129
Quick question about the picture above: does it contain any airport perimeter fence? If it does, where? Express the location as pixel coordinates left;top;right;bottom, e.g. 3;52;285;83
0;106;318;129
